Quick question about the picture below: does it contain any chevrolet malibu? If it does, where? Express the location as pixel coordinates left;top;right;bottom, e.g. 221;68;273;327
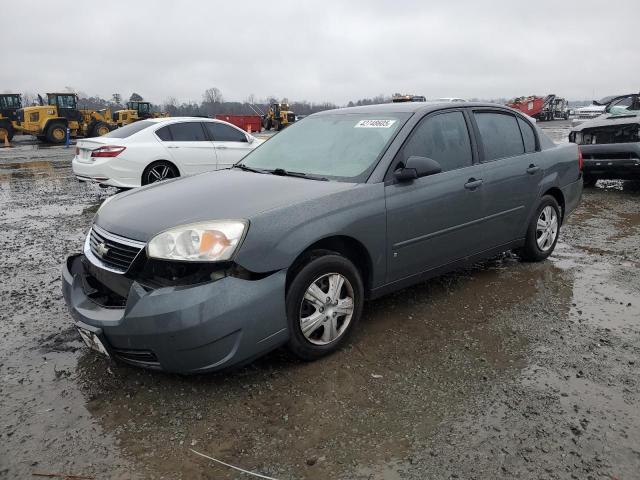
62;102;583;373
72;117;263;188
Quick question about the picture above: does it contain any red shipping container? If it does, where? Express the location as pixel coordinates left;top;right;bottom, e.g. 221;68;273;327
214;115;262;133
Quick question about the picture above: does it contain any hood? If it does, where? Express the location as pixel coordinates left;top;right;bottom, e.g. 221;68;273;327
94;169;356;241
570;111;640;132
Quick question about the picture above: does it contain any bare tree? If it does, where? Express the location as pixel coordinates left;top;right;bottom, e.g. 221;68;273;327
203;87;224;104
130;92;143;102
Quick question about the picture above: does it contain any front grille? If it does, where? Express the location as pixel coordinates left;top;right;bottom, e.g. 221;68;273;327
88;225;144;273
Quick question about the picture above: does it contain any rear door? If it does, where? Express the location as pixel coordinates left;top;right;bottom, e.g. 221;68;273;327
156;122;217;174
471;110;542;246
384;109;485;283
203;121;254;169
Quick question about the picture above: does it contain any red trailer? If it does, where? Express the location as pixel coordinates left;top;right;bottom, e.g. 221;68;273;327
214;114;262;133
507;94;569;121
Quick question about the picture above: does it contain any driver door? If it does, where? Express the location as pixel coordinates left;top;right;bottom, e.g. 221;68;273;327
384;110;486;283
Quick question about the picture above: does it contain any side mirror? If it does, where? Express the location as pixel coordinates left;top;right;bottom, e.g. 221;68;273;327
246;134;254;144
394;156;442;181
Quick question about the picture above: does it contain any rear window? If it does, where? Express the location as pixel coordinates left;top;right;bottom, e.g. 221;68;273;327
474;112;525;161
103;120;155;138
204;122;247;142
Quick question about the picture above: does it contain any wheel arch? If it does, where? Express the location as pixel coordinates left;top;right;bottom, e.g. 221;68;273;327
541;187;565;223
285;235;373;297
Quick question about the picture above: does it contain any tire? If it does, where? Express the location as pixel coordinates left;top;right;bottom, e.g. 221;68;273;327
583;176;598;187
141;161;179;186
277;121;285;131
286;251;364;361
92;121;110;137
517;195;561;262
0;121;14;142
45;122;67;144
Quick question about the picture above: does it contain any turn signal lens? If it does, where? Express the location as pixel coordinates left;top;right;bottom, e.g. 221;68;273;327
91;145;126;158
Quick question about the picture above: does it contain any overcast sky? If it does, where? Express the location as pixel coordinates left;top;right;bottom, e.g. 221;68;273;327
3;0;638;105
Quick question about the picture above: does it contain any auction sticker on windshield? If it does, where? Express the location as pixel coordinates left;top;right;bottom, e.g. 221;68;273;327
354;119;397;128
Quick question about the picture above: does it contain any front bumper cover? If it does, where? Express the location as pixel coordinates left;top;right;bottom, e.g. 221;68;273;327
62;254;289;373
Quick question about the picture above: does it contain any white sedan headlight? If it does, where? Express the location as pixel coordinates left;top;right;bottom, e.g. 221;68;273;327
147;220;248;262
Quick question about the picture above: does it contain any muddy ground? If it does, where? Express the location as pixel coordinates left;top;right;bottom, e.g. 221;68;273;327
1;123;639;479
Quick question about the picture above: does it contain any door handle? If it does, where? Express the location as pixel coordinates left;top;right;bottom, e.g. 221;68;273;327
167;145;179;149
216;145;228;149
526;164;540;174
464;178;483;190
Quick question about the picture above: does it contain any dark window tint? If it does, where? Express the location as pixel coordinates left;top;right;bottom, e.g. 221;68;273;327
204;122;247;142
517;117;536;153
474;112;524;161
103;120;155;138
400;111;472;172
155;125;172;141
168;122;208;141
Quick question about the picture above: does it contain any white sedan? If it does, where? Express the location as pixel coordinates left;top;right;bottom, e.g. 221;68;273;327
72;117;264;188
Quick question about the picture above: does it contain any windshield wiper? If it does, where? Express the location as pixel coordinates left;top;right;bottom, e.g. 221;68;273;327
270;168;328;181
232;163;267;174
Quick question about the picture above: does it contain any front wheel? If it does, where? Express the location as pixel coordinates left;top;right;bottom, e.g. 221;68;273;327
286;252;364;360
517;195;561;262
46;122;67;144
142;161;179;186
92;121;111;137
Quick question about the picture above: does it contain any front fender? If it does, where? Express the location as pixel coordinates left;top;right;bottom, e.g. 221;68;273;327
235;183;387;288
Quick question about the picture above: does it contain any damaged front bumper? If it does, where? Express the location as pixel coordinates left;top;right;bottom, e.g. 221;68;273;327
62;254;289;373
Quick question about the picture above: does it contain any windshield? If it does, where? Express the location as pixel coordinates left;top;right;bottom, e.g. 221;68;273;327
241;113;410;181
102;120;155;138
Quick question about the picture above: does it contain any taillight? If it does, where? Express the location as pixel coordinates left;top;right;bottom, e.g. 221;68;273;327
91;145;126;158
578;147;583;172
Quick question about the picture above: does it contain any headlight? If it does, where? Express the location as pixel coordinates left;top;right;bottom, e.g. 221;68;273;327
147;220;247;262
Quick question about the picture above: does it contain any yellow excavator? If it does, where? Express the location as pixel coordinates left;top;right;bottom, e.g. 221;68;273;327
0;93;22;141
262;102;295;131
113;101;169;127
14;93;114;143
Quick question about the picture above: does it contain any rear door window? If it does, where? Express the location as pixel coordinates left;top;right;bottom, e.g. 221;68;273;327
474;112;525;161
168;122;208;141
398;111;473;172
204;122;247;142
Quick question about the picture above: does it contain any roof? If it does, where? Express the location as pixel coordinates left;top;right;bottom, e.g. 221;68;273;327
312;102;510;116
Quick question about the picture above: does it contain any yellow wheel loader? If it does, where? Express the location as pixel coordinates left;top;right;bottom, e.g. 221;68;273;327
113;101;168;127
262;103;295;131
14;93;114;144
0;93;22;141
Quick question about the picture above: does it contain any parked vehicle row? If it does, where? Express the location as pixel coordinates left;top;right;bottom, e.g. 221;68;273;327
63;101;583;374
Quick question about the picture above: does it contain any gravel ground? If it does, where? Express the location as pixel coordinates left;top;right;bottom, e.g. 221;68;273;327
1;125;639;479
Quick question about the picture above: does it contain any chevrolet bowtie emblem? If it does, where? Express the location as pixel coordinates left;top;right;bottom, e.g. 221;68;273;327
96;242;109;258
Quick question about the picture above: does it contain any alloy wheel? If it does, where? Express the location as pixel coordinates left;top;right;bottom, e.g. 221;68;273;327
299;272;355;346
536;205;558;251
147;164;176;183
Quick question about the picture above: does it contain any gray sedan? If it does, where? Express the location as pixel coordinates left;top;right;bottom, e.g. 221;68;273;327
62;102;583;373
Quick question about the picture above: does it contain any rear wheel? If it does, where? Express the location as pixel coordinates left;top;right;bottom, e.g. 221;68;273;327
286;251;364;360
517;195;561;262
46;122;67;144
92;121;110;137
0;122;13;142
142;161;179;186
